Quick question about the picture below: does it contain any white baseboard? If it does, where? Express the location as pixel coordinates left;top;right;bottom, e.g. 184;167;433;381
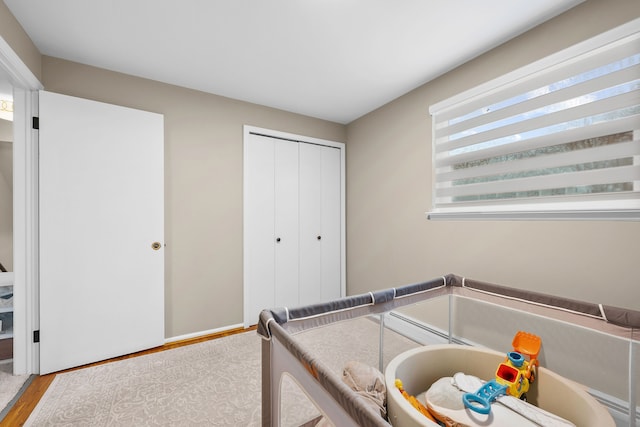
165;323;245;344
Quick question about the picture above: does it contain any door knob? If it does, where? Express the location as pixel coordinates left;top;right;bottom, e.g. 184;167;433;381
151;242;162;250
276;237;281;243
317;235;321;240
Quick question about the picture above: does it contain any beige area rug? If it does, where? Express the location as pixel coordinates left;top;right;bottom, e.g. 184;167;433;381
0;362;32;420
25;317;419;426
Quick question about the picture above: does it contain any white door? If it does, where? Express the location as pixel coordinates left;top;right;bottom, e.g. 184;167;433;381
244;134;300;326
299;143;341;305
273;139;299;308
298;143;322;306
319;145;341;302
244;133;276;327
39;91;164;374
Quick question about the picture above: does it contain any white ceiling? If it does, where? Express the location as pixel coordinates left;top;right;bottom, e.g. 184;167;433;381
3;0;584;124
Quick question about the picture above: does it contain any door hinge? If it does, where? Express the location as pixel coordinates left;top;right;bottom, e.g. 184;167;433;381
32;117;39;129
33;330;40;343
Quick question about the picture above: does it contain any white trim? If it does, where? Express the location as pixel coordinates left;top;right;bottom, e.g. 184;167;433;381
0;37;41;90
429;17;640;115
11;88;40;375
244;125;345;150
242;125;346;328
164;323;245;344
427;210;640;221
0;34;43;375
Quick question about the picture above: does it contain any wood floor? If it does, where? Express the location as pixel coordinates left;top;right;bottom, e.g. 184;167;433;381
0;326;256;426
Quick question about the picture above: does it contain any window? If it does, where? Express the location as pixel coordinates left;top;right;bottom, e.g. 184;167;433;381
428;19;639;220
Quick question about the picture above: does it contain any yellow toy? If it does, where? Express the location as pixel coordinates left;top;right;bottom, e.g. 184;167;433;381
463;331;541;414
395;378;437;422
495;331;540;399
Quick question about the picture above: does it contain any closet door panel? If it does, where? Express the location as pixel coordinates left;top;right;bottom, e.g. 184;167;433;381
299;143;322;305
321;146;342;301
244;134;276;326
274;140;299;307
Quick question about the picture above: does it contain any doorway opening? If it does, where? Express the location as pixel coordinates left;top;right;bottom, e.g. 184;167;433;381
0;82;14;367
0;34;43;378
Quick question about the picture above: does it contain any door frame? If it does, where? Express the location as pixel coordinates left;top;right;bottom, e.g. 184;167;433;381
242;125;346;328
0;35;42;374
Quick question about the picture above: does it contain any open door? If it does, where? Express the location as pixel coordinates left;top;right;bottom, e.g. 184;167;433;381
38;91;164;374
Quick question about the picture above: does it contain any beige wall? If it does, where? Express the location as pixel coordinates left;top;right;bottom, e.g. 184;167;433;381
2;0;639;342
41;56;346;337
0;1;41;81
345;0;640;311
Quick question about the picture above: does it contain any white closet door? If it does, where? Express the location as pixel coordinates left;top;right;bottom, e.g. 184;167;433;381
299;143;322;305
244;127;343;327
244;133;276;326
320;146;342;302
273;139;299;308
39;91;164;374
299;143;341;304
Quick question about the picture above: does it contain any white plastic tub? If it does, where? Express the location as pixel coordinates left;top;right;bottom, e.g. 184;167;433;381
385;345;614;427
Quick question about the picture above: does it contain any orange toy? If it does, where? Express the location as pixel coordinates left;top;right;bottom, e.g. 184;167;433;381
512;330;541;361
395;379;437;422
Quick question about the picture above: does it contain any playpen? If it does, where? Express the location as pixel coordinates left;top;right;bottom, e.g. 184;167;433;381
258;274;639;426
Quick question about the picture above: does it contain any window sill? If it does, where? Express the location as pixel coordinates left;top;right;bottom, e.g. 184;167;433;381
426;210;640;221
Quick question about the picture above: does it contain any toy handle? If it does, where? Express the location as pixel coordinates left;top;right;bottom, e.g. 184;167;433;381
463;380;507;415
463;392;492;415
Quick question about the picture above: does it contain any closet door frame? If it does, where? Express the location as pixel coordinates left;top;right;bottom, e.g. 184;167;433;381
242;125;345;328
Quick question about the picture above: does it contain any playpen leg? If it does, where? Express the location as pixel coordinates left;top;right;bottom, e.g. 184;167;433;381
629;339;637;427
448;294;453;344
262;337;279;426
379;314;385;372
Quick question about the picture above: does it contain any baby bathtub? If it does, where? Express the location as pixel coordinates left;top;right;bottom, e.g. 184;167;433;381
385;344;614;427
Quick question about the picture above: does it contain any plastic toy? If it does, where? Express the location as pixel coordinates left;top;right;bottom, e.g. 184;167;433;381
463;331;541;414
394;378;437;422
